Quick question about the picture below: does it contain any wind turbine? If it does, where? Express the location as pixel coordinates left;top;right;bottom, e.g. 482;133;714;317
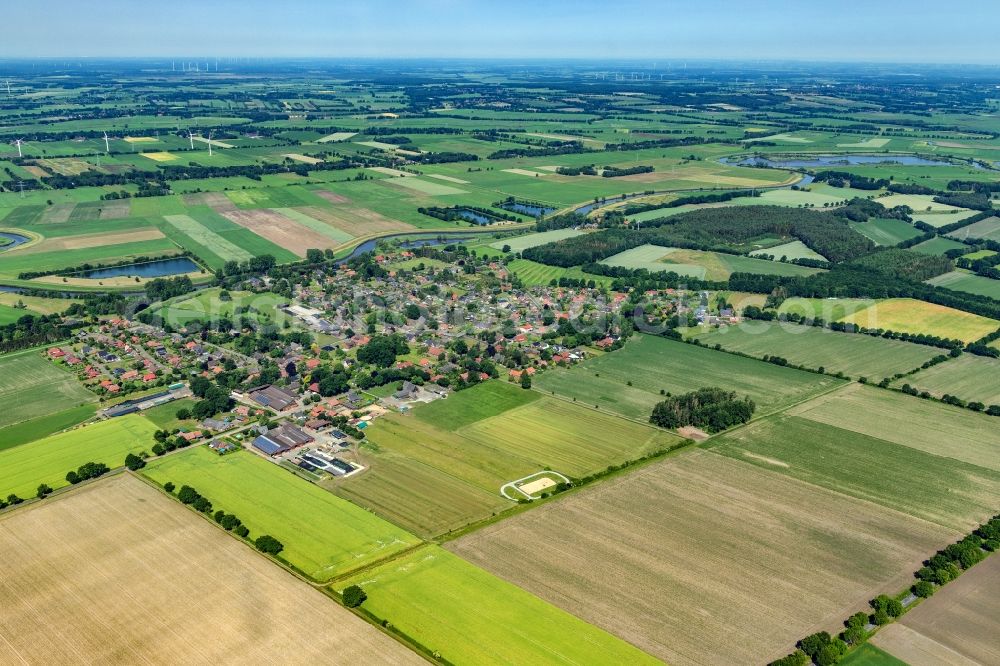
14;138;23;158
4;80;10;96
187;130;194;149
103;131;110;154
207;130;214;156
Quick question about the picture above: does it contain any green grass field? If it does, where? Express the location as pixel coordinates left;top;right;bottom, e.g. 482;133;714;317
0;404;97;453
601;244;821;279
505;258;612;287
748;239;826;261
709;385;1000;531
893;354;1000;406
838;644;907;666
337;381;680;537
946;216;1000;241
337;545;660;665
0;351;96;429
533;334;842;422
140;398;199;430
690;321;940;380
489;228;585;252
926;270;1000;299
910;235;967;255
849;218;923;245
143;446;420;580
151;288;289;327
0;415;157;498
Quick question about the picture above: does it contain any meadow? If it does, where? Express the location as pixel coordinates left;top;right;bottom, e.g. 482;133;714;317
336;381;680;536
925;269;1000;299
600;244;821;279
505;258;612;287
488;228;585;252
0;415;157;498
909;235;967;255
533;334;842;422
0;351;96;430
0;476;419;665
151;288;290;327
448;448;953;665
836;298;999;343
143;446;421;580
337;545;659;666
848;217;923;245
892;353;1000;406
0;405;97;453
748;239;826;261
689;321;940;379
945;215;1000;241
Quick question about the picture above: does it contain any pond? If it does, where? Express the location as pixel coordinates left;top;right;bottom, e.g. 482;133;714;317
78;257;200;279
725;154;957;168
498;202;557;217
0;231;31;250
456;209;493;225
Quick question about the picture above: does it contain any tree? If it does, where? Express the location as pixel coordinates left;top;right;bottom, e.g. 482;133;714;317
176;407;191;420
177;485;200;504
356;334;409;368
769;650;809;666
798;632;831;659
404;303;421;320
164;481;176;493
124;453;146;471
342;584;367;608
520;372;532;389
36;483;53;499
255;535;284;555
913;580;934;598
65;470;81;485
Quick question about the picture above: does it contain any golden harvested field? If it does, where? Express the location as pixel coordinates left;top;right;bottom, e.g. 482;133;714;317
0;475;421;665
447;449;955;666
872;554;1000;666
220;208;338;256
837;298;999;343
140;151;179;162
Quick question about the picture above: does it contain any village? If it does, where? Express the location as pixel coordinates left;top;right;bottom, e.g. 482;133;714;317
41;242;728;484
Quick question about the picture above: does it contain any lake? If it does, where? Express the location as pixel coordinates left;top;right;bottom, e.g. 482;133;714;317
498;202;557;217
0;231;31;250
725;154;956;168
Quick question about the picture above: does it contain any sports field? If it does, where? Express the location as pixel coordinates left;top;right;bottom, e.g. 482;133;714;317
0;415;157;498
0;350;96;429
870;553;1000;666
533;334;841;422
712;384;1000;529
337;381;680;536
893;353;1000;406
338;545;659;665
690;321;940;379
0;475;420;664
926;269;1000;299
143;446;420;580
448;448;953;665
836;298;999;343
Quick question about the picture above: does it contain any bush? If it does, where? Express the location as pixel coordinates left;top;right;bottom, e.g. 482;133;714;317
164;481;175;493
255;534;284;555
913;580;935;598
769;650;809;666
342;584;368;608
36;483;53;499
124;453;146;471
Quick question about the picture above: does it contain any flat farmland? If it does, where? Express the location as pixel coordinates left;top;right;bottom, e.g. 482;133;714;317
0;475;421;665
749;239;826;261
870;553;1000;666
910;235;968;255
160;208;298;268
945;215;1000;241
849;217;923;245
505;258;612;287
489;228;585;252
892;353;1000;406
274;207;355;243
711;384;1000;529
0;351;96;429
836;298;999;343
926;270;1000;299
220;208;343;256
337;545;659;665
336;381;680;537
0;415;157;498
600;244;820;279
142;447;420;581
533;334;842;422
447;448;954;666
689;321;940;379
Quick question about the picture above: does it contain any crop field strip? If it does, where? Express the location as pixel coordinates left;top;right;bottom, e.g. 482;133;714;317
0;351;96;430
0;475;421;665
533;334;842;422
142;446;421;581
337;545;660;665
892;353;1000;405
689;321;941;380
836;298;1000;343
448;448;955;666
0;415;158;498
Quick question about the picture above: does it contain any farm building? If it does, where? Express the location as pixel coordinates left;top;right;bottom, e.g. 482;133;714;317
252;423;313;456
249;385;299;411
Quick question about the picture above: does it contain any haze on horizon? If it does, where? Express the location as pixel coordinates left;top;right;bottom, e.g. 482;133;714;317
4;0;999;65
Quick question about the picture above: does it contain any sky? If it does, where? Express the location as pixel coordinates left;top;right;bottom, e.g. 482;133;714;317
4;0;1000;64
